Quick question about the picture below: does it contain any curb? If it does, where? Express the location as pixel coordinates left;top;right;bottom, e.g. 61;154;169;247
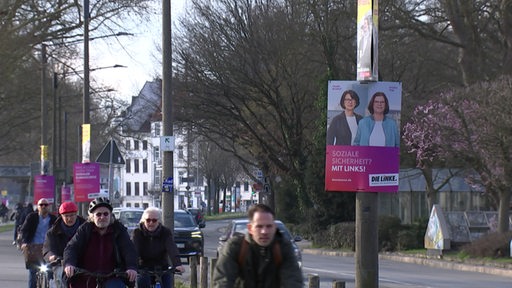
301;248;512;278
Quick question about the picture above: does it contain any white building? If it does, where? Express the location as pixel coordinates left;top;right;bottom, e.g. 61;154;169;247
114;80;206;209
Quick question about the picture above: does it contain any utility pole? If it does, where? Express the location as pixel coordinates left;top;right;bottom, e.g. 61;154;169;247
161;0;174;229
41;44;48;176
80;0;91;216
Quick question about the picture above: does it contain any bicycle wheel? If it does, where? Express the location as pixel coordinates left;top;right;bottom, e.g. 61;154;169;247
36;271;48;288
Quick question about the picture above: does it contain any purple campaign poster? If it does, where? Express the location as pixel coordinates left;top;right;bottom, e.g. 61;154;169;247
73;163;100;202
33;175;55;204
325;81;401;192
61;185;72;202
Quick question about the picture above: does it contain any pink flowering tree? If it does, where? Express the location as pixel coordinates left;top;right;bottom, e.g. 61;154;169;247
404;76;512;232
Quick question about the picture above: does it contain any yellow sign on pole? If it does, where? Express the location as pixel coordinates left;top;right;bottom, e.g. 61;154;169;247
40;145;49;174
82;124;91;163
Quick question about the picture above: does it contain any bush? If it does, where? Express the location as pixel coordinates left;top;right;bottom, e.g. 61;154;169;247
310;222;355;251
378;215;402;251
461;231;512;258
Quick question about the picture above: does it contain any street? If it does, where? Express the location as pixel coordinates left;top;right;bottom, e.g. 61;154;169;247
2;219;512;288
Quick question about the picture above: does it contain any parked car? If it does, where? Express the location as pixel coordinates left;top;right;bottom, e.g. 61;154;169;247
186;207;206;227
112;207;144;235
174;210;204;263
217;219;303;268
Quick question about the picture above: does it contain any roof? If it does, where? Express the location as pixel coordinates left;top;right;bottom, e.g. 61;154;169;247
123;80;162;133
399;168;483;192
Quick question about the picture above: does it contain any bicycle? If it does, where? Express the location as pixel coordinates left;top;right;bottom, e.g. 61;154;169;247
138;266;182;288
69;267;134;288
36;258;61;288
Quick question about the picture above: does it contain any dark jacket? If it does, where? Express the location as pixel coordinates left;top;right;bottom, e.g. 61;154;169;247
213;231;303;288
63;220;138;271
43;216;86;263
20;212;57;244
132;223;182;268
326;111;363;146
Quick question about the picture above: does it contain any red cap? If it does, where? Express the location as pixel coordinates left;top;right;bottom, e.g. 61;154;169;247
59;202;78;214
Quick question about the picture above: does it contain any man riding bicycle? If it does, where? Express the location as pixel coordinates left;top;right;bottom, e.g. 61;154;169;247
43;202;86;287
63;197;137;288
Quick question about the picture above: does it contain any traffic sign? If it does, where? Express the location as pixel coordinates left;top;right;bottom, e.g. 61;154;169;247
96;140;125;164
162;177;173;193
160;136;175;151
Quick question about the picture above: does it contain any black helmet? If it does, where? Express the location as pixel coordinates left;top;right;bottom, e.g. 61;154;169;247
88;197;113;213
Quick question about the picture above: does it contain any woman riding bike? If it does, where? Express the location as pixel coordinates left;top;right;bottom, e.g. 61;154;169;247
132;207;185;288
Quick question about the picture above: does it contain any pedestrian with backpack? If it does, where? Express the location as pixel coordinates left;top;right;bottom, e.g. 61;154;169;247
213;204;303;288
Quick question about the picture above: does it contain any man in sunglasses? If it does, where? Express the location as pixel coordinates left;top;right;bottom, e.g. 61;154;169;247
20;198;57;288
63;197;138;288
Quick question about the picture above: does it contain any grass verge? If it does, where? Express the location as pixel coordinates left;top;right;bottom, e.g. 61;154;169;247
0;223;14;233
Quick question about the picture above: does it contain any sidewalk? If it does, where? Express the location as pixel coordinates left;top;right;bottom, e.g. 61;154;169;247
0;224;28;288
297;239;512;278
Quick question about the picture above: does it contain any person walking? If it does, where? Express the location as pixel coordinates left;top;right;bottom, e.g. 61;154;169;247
20;198;57;288
213;203;303;288
132;207;185;288
43;202;86;288
63;197;137;288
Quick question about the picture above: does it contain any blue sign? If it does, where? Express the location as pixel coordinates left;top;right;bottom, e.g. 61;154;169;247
162;177;173;193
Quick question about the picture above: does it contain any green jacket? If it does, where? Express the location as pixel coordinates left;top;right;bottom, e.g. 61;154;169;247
213;231;303;288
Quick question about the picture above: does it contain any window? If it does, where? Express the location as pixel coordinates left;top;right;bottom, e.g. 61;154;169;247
178;145;184;160
153;122;161;137
244;181;249;191
134;159;139;173
135;182;140;196
126;182;131;196
126;159;131;173
143;159;148;173
134;203;140;208
134;140;139;150
154;170;161;189
143;182;148;196
142;140;148;150
125;140;130;150
153;147;160;160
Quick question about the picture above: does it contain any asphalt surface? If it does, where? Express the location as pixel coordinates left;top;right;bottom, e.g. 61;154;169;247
1;221;511;288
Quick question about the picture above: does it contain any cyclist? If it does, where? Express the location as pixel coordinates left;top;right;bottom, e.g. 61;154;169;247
43;202;86;287
63;197;137;288
20;198;57;288
132;207;185;288
213;204;303;288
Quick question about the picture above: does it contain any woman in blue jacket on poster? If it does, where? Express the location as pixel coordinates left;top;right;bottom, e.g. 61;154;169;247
354;92;399;147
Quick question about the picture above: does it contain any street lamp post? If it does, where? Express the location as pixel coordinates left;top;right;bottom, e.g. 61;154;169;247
83;0;90;163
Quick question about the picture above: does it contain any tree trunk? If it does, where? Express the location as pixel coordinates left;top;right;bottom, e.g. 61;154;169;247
498;189;511;233
421;167;435;212
501;0;512;75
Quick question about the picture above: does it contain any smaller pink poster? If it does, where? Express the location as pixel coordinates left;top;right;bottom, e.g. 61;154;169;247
73;163;100;202
61;185;71;202
34;175;55;204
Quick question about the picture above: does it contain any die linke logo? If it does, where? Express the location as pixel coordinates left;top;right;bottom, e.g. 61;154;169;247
369;173;399;187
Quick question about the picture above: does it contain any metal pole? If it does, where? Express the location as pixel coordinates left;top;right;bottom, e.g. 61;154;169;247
162;0;174;228
83;0;90;126
41;44;48;175
52;72;60;209
81;0;90;216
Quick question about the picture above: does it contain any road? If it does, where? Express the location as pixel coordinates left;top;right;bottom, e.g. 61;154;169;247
202;218;512;288
1;219;512;287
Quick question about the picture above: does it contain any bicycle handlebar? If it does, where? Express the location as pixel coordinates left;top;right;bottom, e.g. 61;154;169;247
138;266;182;276
71;267;129;280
